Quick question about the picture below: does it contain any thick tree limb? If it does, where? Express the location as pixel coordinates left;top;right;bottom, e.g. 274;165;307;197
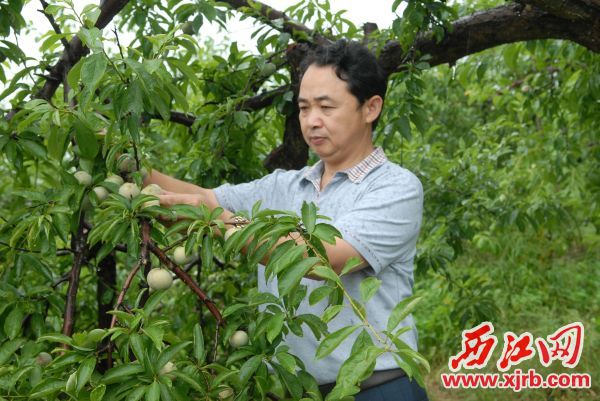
379;2;600;75
221;0;329;44
525;0;600;20
264;43;309;171
154;86;288;127
35;0;130;101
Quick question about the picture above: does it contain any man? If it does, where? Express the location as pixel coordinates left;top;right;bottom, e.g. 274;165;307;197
146;40;428;401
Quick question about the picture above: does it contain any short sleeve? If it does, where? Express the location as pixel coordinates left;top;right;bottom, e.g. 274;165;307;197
335;169;423;274
213;169;298;214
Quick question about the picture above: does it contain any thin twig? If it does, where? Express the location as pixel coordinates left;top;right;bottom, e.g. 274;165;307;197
107;220;151;368
39;0;70;50
61;214;88;348
113;27;126;60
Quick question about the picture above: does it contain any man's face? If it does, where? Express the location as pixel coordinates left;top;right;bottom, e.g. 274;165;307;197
298;65;380;166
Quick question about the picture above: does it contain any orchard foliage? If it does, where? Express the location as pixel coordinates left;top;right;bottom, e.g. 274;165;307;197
1;0;599;400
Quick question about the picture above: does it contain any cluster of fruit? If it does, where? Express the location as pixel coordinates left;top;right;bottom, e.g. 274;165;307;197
72;154;161;209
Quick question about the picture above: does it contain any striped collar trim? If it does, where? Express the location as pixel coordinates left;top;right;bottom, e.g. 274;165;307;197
303;147;387;186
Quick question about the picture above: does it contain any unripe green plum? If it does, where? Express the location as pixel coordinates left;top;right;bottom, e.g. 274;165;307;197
74;171;92;186
147;268;173;290
118;183;140;199
141;184;162;208
159;361;176;376
218;388;234;401
260;62;276;77
66;371;77;393
181;21;195;35
141;184;162;196
117;154;136;173
173;246;192;264
92;186;109;201
35;352;53;366
105;174;124;186
229;330;249;348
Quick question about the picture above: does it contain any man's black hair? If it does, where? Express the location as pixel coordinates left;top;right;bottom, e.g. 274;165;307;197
300;39;387;130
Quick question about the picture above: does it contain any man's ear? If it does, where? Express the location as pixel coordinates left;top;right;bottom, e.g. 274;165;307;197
363;95;383;124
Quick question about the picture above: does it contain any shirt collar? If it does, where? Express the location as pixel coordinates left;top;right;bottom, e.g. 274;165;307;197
302;147;387;188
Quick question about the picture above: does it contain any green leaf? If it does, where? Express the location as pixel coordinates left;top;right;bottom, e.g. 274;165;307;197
271;362;303;398
125;79;144;116
156;341;191;371
73;117;99;159
316;325;360;360
145;381;160;401
159;382;175;401
340;257;362;276
143;290;167;315
101;364;145;384
387;295;422;332
330;345;384;398
222;303;248;318
312;223;341;244
0;338;27;365
359;277;381;303
124;385;147;401
20;139;47;159
76;356;96;392
278;257;319;297
193;323;206;363
80;52;107;93
47;127;69;160
266;313;286;343
90;384;106;401
296;314;328;340
309;285;333;305
398;115;412;140
311;265;340;283
29;379;66;399
128;333;147;369
239;355;262;385
170;371;206;395
4;305;23;339
321;304;344;323
301;202;317;234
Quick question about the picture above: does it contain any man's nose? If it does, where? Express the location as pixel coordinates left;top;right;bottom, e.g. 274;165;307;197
306;109;324;128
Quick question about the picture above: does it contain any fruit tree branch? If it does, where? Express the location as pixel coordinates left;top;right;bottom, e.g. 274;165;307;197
153;86;288;128
378;1;600;75
39;0;70;50
35;0;130;101
148;242;224;326
220;0;329;44
61;214;88;346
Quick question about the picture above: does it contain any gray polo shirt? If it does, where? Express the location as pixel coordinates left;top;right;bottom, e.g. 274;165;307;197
213;147;423;384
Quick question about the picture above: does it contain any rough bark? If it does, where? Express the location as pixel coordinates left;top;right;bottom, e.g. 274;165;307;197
378;2;600;75
263;43;309;171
